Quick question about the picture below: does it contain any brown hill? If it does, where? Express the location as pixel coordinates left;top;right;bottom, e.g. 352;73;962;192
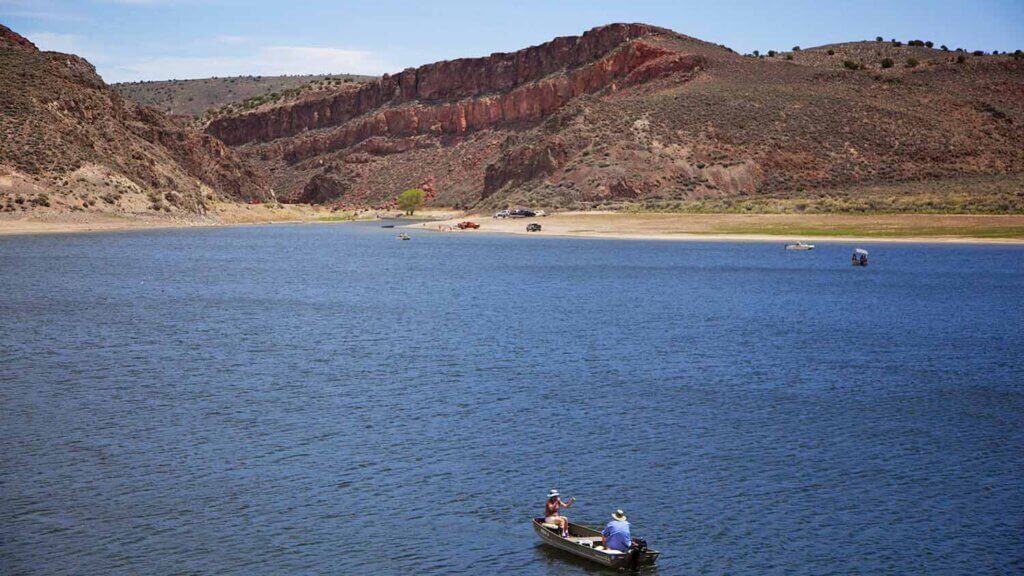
0;24;268;219
113;73;376;119
204;24;1024;212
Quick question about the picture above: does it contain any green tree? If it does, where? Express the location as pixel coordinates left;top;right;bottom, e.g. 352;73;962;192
397;188;425;215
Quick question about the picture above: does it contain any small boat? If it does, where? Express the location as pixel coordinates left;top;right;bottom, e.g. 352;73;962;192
398;233;410;241
381;224;395;228
852;248;869;266
785;241;814;250
532;518;659;569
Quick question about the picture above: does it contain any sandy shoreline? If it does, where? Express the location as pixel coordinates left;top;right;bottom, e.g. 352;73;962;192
3;208;1023;244
0;205;458;237
408;212;1024;245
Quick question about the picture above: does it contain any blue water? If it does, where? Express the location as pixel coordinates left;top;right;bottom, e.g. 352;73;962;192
1;222;1022;575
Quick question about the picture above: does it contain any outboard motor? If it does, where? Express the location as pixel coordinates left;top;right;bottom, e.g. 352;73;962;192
627;537;648;571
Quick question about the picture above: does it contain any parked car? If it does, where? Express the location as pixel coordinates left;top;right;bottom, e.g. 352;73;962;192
494;210;510;218
456;221;480;229
527;223;542;232
535;210;547;217
510;209;536;218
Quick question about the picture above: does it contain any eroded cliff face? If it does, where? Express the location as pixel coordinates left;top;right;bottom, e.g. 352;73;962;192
204;24;716;205
206;23;666;146
201;23;1024;210
1;24;268;218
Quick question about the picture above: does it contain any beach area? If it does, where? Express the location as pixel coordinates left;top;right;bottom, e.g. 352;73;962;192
411;212;1024;244
4;208;1024;243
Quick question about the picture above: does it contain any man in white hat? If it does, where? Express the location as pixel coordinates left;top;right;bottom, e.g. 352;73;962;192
601;509;632;552
544;489;575;538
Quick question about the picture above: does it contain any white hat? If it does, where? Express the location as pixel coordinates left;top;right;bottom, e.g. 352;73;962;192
612;509;627;521
547;489;560;498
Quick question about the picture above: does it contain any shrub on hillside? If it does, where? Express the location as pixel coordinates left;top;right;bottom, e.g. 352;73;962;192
925;41;934;48
785;54;794;60
906;57;919;68
956;54;967;64
397;188;425;215
792;46;801;51
827;49;835;55
767;50;776;57
843;60;861;70
972;50;984;56
876;36;884;42
881;58;894;68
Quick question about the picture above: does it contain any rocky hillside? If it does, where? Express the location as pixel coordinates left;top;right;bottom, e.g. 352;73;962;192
203;23;1024;212
113;73;375;119
0;24;268;219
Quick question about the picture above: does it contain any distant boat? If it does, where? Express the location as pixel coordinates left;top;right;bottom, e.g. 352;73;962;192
532;518;659;569
381;224;395;228
785;241;814;250
852;248;869;266
398;233;411;241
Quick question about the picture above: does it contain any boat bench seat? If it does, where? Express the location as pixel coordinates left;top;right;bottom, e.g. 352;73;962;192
541;523;560;530
568;536;603;544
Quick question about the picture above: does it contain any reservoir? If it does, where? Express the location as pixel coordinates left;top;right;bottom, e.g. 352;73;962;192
1;222;1021;574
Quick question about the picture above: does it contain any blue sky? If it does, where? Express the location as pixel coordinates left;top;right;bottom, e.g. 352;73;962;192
3;0;1022;83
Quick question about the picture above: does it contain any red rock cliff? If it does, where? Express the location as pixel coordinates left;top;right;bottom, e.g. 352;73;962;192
206;23;674;146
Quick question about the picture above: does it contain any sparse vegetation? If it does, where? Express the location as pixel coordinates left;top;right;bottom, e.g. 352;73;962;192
881;58;894;69
906;58;919;68
843;60;861;70
115;74;375;119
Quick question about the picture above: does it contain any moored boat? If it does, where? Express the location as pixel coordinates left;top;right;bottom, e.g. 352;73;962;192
398;233;411;240
852;248;869;266
785;241;814;250
532;518;659;569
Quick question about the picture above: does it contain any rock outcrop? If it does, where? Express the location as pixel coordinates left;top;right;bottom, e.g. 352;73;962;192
196;23;1024;211
207;23;666;146
0;24;269;218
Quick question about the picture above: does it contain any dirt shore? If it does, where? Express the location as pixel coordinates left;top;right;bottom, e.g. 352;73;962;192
0;205;458;236
4;209;1023;243
409;212;1024;244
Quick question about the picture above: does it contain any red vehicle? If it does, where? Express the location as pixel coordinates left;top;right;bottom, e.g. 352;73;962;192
457;221;480;229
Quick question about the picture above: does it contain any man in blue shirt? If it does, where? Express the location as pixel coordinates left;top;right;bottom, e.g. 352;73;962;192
602;509;632;552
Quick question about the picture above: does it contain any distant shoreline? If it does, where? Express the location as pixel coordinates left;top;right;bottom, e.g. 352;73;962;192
408;212;1024;245
0;206;456;237
3;209;1024;244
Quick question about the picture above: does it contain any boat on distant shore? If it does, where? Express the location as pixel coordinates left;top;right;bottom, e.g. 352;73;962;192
532;518;659;569
785;241;815;250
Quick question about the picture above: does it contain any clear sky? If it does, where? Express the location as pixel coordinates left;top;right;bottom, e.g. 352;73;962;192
3;0;1022;83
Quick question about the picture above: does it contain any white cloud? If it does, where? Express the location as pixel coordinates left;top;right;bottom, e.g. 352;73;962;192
102;45;394;83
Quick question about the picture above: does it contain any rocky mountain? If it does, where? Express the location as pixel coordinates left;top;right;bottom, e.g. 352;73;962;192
113;73;375;119
203;23;1024;211
0;24;268;218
